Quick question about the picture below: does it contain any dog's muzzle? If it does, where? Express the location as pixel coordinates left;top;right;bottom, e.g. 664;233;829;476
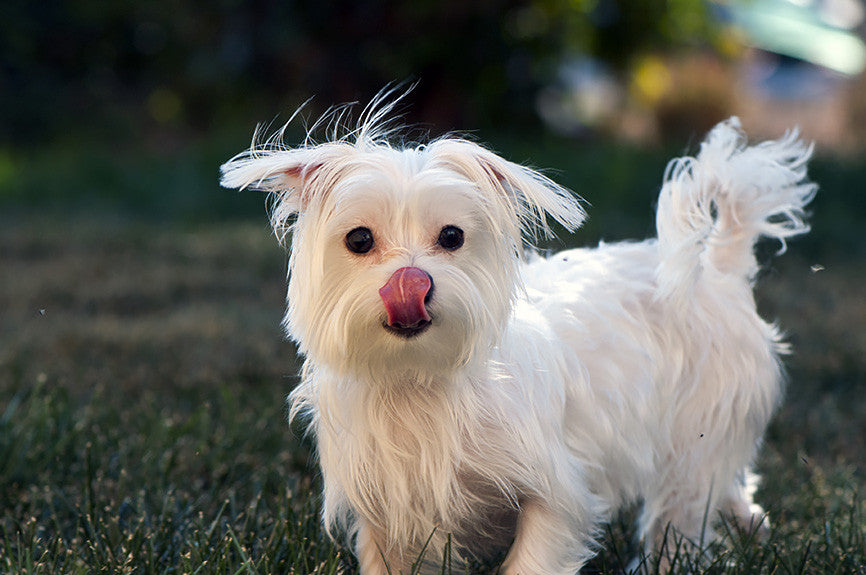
379;267;433;338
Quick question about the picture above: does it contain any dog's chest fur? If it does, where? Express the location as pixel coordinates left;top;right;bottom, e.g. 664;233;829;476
315;376;521;558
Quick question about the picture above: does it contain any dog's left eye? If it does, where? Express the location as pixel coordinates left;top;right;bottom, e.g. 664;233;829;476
437;226;464;251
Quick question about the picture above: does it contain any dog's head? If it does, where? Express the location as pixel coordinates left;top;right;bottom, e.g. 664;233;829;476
221;117;584;380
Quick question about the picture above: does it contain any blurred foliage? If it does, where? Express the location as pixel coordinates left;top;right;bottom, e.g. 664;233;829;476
1;0;718;145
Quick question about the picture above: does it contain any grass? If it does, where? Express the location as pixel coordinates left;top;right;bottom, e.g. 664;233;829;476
1;133;865;573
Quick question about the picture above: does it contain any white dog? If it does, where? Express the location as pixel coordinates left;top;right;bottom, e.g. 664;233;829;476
221;99;815;574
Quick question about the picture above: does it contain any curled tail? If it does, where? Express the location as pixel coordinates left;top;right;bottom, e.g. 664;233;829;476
655;117;817;301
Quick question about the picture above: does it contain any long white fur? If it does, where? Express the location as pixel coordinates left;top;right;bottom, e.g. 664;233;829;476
221;103;815;574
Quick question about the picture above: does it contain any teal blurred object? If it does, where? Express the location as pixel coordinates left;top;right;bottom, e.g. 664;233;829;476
726;0;866;75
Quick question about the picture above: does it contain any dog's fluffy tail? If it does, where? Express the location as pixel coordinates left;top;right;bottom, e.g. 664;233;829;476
655;117;816;301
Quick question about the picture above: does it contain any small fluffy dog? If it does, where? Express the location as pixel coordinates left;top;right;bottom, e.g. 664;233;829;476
221;100;815;573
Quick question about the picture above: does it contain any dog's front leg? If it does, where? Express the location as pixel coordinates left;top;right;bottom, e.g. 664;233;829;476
356;519;401;575
500;499;590;575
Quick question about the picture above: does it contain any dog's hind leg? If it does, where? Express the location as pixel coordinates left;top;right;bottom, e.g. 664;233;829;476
720;467;770;539
635;461;734;571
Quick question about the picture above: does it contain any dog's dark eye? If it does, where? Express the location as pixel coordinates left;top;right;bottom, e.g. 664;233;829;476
437;226;464;251
345;227;374;254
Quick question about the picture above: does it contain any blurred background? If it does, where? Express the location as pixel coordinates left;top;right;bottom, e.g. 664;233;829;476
1;3;865;571
3;0;866;462
2;0;865;427
2;0;866;228
4;0;866;145
2;0;866;217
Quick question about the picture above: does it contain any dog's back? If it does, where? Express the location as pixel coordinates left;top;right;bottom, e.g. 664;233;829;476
516;119;815;560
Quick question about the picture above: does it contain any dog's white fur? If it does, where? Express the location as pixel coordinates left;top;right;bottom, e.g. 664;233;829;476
221;99;815;573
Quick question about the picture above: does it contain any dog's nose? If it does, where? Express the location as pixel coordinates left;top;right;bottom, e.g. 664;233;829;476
379;267;433;337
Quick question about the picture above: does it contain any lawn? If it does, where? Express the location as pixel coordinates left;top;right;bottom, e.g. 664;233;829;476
1;135;864;573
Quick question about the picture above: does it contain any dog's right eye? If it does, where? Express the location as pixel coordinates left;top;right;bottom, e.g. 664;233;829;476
437;225;464;251
345;227;375;254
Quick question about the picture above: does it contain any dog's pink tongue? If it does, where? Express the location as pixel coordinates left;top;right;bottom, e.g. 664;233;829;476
379;267;432;328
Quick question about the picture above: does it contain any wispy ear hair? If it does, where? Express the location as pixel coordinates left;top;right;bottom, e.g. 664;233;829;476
220;84;420;240
221;83;585;247
426;138;586;244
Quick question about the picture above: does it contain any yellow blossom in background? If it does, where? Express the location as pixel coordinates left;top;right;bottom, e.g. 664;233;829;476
630;55;672;108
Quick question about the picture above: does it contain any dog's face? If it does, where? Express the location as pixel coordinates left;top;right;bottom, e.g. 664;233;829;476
221;137;584;380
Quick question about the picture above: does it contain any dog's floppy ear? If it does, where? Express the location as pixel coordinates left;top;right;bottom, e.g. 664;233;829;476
220;147;326;214
429;139;585;242
221;142;356;241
